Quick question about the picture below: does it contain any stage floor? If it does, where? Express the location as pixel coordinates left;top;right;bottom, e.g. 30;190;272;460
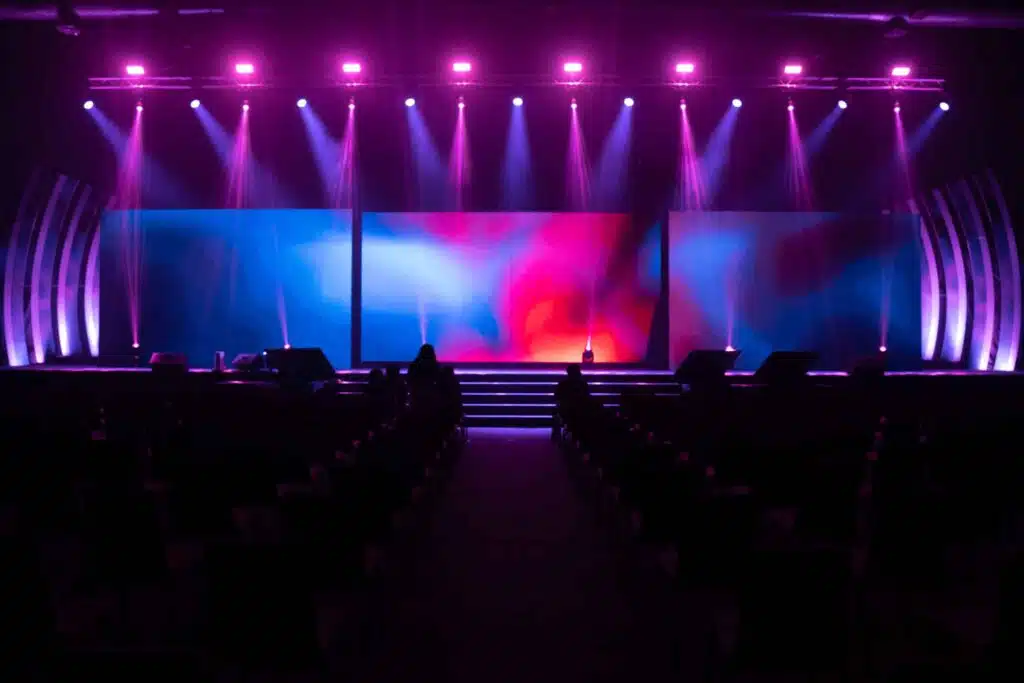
0;365;1019;378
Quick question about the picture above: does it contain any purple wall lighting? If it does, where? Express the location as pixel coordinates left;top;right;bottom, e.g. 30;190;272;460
4;170;103;366
912;175;1021;370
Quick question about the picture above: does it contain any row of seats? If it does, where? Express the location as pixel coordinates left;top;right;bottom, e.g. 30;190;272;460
0;376;464;680
556;382;1024;680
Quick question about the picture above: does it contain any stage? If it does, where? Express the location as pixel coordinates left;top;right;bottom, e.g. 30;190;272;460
3;363;1022;427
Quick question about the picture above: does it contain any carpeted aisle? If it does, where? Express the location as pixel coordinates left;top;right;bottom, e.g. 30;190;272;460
347;427;698;683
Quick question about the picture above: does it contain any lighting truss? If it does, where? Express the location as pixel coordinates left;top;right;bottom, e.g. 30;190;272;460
86;73;945;93
846;77;945;92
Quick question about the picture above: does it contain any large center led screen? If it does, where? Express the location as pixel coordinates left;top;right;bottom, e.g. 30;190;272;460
361;212;661;363
100;209;352;367
669;212;921;370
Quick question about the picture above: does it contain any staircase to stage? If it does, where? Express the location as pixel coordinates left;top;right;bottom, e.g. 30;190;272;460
336;368;680;428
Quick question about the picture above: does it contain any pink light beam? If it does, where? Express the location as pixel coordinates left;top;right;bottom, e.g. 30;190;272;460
679;101;705;210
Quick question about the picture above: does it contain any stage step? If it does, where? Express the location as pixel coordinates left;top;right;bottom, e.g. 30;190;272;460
334;368;676;427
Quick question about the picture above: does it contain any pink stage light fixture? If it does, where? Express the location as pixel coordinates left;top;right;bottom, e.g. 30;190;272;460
125;64;145;76
787;99;795;112
783;64;803;76
893;102;901;113
452;61;472;73
341;62;362;74
838;99;848;110
939;101;950;111
679;98;687;111
563;61;583;74
457;96;465;110
83;100;94;110
570;97;578;111
235;63;255;75
880;345;887;353
675;62;696;75
135;102;143;112
242;102;250;112
348;98;356;111
891;66;911;77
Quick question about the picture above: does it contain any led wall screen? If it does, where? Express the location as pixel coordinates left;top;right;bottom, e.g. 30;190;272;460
100;209;352;367
668;212;921;370
361;212;661;363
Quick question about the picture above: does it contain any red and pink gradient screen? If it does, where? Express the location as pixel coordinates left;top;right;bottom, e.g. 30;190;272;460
361;212;661;363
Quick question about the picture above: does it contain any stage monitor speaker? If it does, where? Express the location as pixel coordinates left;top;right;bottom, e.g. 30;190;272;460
675;349;741;386
149;352;188;376
233;353;266;373
263;347;336;383
754;351;818;385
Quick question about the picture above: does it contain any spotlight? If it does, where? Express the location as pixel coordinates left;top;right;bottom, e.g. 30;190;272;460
732;98;743;108
939;101;950;111
242;102;250;112
512;96;524;107
457;96;465;110
570;98;578;111
190;99;200;109
891;66;911;77
235;63;255;75
405;97;416;107
563;61;583;74
879;345;887;353
132;343;140;349
675;62;696;74
725;345;735;353
297;98;308;108
284;343;291;350
783;64;803;76
893;103;901;113
623;97;635;107
679;98;687;111
125;64;145;76
837;99;848;110
348;99;356;111
136;103;143;112
341;62;362;74
452;61;472;73
787;100;795;112
83;100;94;110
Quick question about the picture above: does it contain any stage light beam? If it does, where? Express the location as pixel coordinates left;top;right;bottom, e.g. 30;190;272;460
83;100;94;110
787;101;795;112
512;96;523;107
242;102;250;112
136;103;143;112
894;103;901;113
570;98;578;111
